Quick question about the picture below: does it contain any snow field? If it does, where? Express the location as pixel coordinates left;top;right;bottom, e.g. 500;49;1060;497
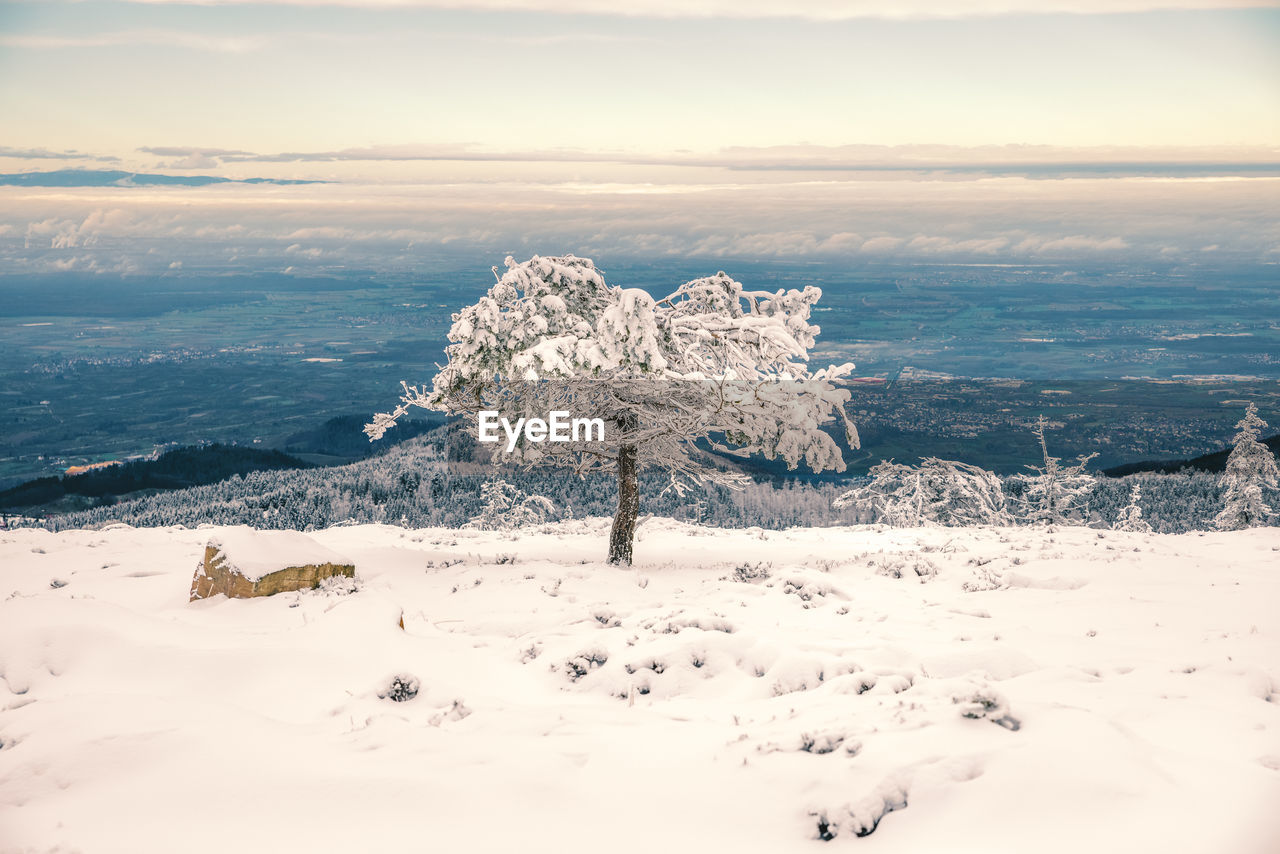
1;519;1278;852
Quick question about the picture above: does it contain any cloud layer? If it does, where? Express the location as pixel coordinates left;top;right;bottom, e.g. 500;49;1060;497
2;171;1275;277
115;1;1280;20
105;142;1280;181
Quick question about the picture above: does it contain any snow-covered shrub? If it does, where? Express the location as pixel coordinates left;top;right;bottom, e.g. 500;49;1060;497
780;576;836;602
1214;403;1279;531
465;479;557;531
799;732;846;754
835;457;1008;527
378;673;420;702
873;553;939;581
731;561;771;583
1012;416;1097;526
563;648;609;682
953;686;1020;730
962;565;1006;592
429;699;472;725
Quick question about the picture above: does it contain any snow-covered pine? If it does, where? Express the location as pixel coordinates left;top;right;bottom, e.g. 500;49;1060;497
834;457;1009;527
1112;481;1153;533
1213;403;1279;531
465;479;557;531
367;255;859;564
1012;415;1098;526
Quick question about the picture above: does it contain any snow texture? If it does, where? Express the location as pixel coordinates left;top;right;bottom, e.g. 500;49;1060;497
1;521;1278;852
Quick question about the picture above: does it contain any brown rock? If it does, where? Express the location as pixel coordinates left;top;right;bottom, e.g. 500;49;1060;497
189;530;355;601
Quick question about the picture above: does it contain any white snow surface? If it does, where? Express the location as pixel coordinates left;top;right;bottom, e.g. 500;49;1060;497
1;520;1278;853
204;526;354;581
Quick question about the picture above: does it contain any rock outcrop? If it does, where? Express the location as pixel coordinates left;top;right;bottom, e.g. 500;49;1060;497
189;528;355;601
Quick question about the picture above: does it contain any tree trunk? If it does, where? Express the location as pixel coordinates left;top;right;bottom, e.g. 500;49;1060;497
608;441;639;565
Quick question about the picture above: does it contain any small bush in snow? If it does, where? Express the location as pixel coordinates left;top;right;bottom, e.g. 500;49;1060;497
799;732;846;754
812;812;838;842
592;608;620;627
731;561;771;583
874;554;939;581
564;648;608;681
378;673;421;702
953;687;1020;730
962;566;1006;592
466;479;558;531
781;577;834;602
311;574;359;596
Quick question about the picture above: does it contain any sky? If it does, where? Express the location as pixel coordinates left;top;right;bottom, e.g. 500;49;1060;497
0;0;1277;269
2;1;1279;159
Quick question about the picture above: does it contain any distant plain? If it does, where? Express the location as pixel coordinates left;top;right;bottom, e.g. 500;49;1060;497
3;260;1278;487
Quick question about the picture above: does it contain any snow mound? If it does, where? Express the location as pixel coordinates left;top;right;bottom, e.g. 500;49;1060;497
206;526;354;581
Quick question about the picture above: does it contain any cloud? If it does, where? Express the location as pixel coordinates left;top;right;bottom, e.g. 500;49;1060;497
13;142;1275;179
2;172;1276;275
0;31;270;53
208;142;1280;180
0;146;119;163
1034;235;1130;253
108;1;1280;21
24;217;84;249
226;143;567;164
164;154;222;170
285;243;324;258
0;170;321;188
139;147;258;158
859;236;905;253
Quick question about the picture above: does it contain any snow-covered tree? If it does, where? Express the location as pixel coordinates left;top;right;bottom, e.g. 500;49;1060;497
835;457;1008;527
1214;403;1278;531
466;479;557;531
1012;416;1097;526
368;255;858;564
835;460;921;526
1112;481;1153;533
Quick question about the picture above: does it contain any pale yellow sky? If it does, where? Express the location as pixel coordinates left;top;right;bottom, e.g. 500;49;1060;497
1;1;1277;168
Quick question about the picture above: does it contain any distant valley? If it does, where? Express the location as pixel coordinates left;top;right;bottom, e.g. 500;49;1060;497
3;260;1278;488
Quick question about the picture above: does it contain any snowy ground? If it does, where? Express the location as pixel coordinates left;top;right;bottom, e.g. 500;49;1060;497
2;519;1278;853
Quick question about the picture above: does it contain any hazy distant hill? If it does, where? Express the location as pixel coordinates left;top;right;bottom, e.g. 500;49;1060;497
283;414;445;462
0;414;443;516
0;444;311;514
1103;433;1280;477
0;169;320;187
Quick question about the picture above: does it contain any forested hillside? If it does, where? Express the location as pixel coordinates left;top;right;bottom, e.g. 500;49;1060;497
37;433;1241;535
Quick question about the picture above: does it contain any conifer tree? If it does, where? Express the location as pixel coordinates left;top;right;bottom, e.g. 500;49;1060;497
1113;481;1153;533
1214;403;1278;531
